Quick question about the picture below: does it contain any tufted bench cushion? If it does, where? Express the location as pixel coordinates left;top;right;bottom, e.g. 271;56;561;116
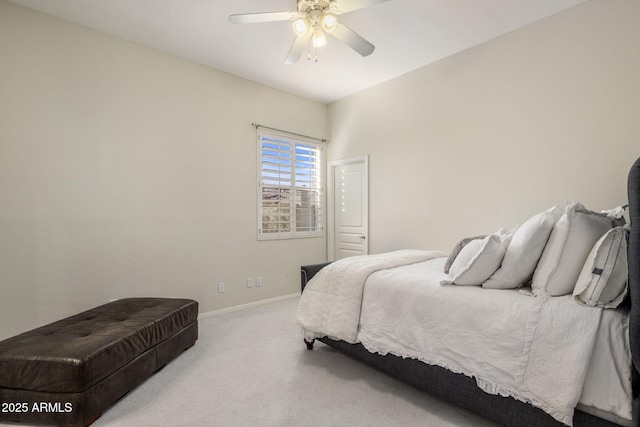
0;297;198;426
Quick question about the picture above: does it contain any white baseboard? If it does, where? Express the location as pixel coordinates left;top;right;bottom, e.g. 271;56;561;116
198;293;300;319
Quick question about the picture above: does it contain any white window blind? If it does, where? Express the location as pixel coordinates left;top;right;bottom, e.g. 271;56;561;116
258;129;323;240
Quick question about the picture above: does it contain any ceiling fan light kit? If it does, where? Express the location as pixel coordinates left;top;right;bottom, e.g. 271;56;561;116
229;0;389;64
319;14;338;33
293;18;310;36
312;28;327;48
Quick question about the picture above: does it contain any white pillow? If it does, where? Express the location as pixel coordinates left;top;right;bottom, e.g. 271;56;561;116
494;226;518;247
532;202;613;296
443;235;487;274
441;234;505;286
601;204;628;227
482;206;562;289
573;226;628;308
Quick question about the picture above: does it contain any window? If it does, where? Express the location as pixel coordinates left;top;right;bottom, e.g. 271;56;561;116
257;128;323;240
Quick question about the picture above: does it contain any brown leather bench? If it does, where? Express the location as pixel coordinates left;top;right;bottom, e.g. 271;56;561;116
0;297;198;427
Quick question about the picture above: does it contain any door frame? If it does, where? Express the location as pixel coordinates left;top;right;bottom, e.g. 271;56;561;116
327;155;369;261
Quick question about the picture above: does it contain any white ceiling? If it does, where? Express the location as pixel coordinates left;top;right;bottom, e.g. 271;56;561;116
8;0;586;104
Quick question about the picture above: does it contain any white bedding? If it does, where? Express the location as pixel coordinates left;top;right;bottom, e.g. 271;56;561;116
297;249;445;343
298;253;633;426
578;305;633;425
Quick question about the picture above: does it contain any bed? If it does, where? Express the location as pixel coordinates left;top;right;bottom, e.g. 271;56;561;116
297;156;640;427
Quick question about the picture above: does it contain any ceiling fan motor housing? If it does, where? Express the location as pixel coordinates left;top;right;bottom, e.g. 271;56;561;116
298;0;338;15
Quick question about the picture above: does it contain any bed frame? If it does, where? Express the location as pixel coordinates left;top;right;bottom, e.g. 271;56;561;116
300;156;640;427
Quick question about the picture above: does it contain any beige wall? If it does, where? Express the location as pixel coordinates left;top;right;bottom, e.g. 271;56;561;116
0;2;327;339
327;0;640;255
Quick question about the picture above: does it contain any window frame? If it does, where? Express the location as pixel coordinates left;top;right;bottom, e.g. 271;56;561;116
257;128;324;240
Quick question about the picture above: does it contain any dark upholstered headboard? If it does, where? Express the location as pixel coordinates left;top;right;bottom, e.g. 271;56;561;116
628;156;640;379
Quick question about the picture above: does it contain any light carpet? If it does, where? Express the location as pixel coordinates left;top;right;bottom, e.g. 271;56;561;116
2;296;499;427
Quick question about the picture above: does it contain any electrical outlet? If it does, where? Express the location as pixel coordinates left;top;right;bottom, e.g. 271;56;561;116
218;283;225;293
256;277;262;287
247;278;254;288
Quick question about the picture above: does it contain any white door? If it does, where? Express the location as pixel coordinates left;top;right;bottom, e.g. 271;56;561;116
328;156;368;261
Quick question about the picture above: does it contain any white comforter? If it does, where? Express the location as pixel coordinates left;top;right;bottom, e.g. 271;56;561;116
297;249;444;343
298;252;606;426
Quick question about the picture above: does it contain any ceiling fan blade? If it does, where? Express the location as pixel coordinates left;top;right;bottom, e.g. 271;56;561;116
285;32;312;64
330;0;390;15
229;11;297;24
331;23;375;57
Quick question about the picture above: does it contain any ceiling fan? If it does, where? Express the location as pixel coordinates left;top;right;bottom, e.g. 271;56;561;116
229;0;390;64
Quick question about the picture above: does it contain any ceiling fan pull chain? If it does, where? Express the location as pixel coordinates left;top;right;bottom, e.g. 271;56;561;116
314;31;319;62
